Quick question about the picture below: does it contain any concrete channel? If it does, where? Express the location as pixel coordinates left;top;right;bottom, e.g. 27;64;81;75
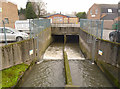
18;35;114;87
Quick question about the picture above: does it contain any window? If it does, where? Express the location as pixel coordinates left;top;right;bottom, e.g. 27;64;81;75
0;28;3;33
2;28;12;33
108;9;112;13
5;29;12;33
118;9;120;13
90;9;92;15
4;18;9;24
95;9;98;14
0;8;2;13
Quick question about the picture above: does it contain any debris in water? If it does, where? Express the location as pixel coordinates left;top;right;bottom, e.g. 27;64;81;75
92;62;95;65
36;60;44;64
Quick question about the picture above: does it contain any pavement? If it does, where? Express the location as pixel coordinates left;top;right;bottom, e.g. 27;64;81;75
103;29;114;40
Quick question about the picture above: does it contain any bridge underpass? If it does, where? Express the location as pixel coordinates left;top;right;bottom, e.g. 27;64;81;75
18;35;113;87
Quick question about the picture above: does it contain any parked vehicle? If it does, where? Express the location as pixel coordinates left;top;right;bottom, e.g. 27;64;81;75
15;20;30;33
109;21;120;43
0;27;29;42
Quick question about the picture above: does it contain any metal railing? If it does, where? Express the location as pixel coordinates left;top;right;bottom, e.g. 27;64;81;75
51;23;80;27
80;19;104;64
29;19;51;38
80;19;104;39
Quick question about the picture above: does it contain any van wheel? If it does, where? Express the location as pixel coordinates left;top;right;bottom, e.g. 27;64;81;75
16;37;23;42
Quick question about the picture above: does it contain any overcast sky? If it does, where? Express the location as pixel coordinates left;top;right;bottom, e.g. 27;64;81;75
7;0;119;14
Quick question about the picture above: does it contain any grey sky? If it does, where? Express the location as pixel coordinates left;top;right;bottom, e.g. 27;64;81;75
7;0;119;14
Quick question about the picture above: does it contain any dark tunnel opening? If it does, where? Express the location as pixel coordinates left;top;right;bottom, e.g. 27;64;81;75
66;35;79;43
52;35;64;43
52;35;79;43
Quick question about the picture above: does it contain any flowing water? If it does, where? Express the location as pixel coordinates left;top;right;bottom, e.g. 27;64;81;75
65;43;113;87
19;43;65;87
19;42;113;87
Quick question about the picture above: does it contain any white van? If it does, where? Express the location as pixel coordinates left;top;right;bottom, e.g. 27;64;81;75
15;20;30;33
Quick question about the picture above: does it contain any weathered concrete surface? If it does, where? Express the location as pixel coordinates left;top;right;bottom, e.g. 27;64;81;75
79;27;120;88
0;28;52;70
51;27;120;87
51;23;80;27
51;27;80;35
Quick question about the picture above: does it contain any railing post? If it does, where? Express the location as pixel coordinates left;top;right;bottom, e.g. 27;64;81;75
2;20;7;45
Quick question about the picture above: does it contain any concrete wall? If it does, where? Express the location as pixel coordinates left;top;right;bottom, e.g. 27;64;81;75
79;27;120;87
0;28;52;70
79;28;120;67
51;27;120;87
51;27;80;35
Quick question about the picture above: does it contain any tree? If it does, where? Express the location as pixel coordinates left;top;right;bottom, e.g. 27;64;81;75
31;0;47;18
76;12;87;20
25;2;37;19
18;8;26;15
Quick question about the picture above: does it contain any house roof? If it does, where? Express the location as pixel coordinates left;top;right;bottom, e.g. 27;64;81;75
96;4;118;20
98;4;118;9
99;4;118;13
44;13;77;18
101;13;118;20
46;13;70;18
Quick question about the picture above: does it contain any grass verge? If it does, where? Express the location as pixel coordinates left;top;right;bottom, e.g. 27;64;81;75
1;63;29;88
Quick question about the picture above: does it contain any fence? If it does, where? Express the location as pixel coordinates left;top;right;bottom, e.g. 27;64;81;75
80;19;104;64
80;19;104;39
29;19;51;38
0;19;51;44
0;19;52;70
29;19;51;60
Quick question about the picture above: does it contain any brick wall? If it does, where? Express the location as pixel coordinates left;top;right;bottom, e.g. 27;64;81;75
0;1;19;28
87;4;101;20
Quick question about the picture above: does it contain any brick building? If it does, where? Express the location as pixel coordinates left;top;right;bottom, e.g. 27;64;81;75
46;13;79;24
0;1;19;28
87;3;118;29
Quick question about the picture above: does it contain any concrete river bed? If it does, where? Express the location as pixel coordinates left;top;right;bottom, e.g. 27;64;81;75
19;42;113;87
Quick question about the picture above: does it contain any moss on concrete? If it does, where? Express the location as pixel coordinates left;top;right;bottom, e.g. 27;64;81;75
63;51;72;85
95;59;120;88
1;63;29;88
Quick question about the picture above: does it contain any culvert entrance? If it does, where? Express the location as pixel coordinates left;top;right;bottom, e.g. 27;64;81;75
66;35;79;43
52;35;64;43
52;35;79;43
